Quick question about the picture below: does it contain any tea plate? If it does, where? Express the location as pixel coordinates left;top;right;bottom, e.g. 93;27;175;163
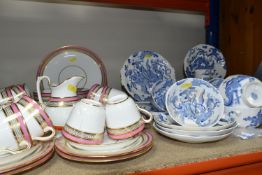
121;50;176;101
0;142;54;174
219;75;262;107
184;44;226;80
165;78;224;127
151;79;175;111
55;131;153;162
153;123;232;143
154;122;237;137
37;45;107;90
153;112;236;131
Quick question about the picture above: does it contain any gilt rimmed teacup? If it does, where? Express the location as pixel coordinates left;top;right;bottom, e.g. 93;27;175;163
62;99;105;145
105;94;153;139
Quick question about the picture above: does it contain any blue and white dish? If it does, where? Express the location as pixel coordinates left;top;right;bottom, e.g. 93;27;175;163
153;112;236;131
184;44;227;81
208;78;224;89
151;79;175;111
121;50;176;102
219;75;262;108
165;78;224;127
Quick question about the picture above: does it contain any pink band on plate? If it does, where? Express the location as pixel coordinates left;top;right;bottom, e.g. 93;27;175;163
22;96;53;127
108;123;145;140
62;130;103;145
49;96;80;102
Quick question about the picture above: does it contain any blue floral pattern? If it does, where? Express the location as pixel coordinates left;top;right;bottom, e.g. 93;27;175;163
208;78;224;89
243;109;262;127
151;79;175;111
166;78;224;127
121;50;176;101
184;44;227;80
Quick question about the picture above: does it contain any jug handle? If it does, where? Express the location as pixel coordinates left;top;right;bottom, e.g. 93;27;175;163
32;126;56;141
36;76;50;108
136;105;153;123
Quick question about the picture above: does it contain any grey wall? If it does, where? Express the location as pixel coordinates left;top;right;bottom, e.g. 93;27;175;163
0;0;205;92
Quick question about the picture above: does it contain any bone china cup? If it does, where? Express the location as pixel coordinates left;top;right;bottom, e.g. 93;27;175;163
105;94;153;139
0;96;55;155
62;99;105;145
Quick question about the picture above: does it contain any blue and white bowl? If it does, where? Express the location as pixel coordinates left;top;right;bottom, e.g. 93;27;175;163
165;78;224;127
219;75;262;108
120;50;176;102
184;44;227;81
151;79;175;111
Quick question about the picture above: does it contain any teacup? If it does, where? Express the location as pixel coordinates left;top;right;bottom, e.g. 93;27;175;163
224;106;262;127
0;96;55;155
87;84;126;104
219;75;262;108
105;94;153;139
62;99;105;145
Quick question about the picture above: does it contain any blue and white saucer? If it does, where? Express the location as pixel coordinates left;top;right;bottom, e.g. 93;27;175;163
120;50;176;102
184;44;227;81
151;79;175;111
165;78;224;127
219;75;262;108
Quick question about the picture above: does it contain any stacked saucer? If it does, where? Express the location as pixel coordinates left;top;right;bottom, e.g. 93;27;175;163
55;131;152;162
153;78;237;143
153;113;237;143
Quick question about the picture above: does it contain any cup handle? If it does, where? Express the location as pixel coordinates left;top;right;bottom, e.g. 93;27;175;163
36;76;50;108
137;105;153;123
242;81;262;108
32;126;55;141
0;140;30;155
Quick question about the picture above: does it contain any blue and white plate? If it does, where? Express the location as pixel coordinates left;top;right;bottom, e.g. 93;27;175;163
165;78;224;127
184;44;227;81
151;79;175;111
208;78;224;89
121;50;176;101
219;75;262;108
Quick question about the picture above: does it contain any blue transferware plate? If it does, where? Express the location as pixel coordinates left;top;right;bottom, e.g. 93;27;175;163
120;50;176;102
208;78;224;89
151;79;175;111
219;75;262;108
184;44;227;81
165;78;224;127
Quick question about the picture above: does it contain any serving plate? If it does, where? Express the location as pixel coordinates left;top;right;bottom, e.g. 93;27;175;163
165;78;224;127
184;44;226;80
121;50;175;102
37;45;107;91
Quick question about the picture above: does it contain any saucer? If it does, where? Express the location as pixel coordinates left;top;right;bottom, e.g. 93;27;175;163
184;44;227;80
121;50;176;101
153;112;236;131
151;79;175;111
153;123;232;143
37;45;107;90
0;142;54;174
165;78;224;127
219;75;262;107
55;131;153;162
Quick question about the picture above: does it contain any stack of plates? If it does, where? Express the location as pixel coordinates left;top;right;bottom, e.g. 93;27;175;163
55;131;153;162
0;142;54;174
153;113;237;143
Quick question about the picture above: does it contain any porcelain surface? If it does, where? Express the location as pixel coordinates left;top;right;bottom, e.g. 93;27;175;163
37;46;107;91
208;78;224;89
151;79;175;111
121;50;176;101
153;123;232;143
166;78;224;127
219;75;262;108
184;44;227;80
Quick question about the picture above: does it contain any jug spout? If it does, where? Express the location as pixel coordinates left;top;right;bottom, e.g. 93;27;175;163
51;76;84;98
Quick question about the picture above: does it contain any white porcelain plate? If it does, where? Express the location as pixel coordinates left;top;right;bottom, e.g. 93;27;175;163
166;78;224;127
37;46;107;90
184;44;227;80
121;50;176;102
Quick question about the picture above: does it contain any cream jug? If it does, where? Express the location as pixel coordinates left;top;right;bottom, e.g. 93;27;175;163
37;76;83;130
